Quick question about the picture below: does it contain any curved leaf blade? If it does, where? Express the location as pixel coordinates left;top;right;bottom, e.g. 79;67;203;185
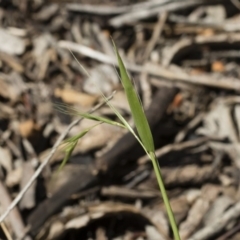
113;41;154;153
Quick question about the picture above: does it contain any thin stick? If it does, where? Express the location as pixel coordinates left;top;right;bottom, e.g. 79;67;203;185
0;93;114;224
66;0;170;15
109;0;202;27
58;40;240;92
0;180;25;239
141;12;167;62
0;222;13;240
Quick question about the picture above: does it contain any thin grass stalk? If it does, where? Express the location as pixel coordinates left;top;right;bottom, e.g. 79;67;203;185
149;152;181;240
112;41;181;240
61;45;181;239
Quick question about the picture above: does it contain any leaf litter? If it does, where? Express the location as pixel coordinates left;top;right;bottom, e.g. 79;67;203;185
0;0;240;240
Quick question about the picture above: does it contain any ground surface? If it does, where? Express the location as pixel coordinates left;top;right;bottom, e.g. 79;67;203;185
0;0;240;239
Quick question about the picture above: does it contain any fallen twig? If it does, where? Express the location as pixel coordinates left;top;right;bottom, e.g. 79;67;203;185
59;40;240;92
109;0;203;27
138;136;209;164
0;180;25;239
66;0;170;15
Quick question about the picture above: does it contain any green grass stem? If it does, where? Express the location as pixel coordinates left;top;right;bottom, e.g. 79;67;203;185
58;42;181;240
113;42;181;240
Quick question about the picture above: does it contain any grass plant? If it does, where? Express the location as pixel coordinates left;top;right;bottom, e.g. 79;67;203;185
59;42;181;240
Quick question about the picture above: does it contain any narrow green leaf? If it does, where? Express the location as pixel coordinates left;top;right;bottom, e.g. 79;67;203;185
76;112;126;128
58;141;78;172
112;41;154;153
59;123;100;171
64;127;92;145
54;102;126;129
100;92;149;154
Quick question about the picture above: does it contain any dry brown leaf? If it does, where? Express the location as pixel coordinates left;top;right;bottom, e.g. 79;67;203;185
189;68;206;75
34;4;59;21
88;202;140;214
0;51;24;72
47;221;64;240
18;120;36;138
47;164;85;196
219;173;234;186
37;49;54;81
172;93;183;108
201;184;220;203
0;147;12;173
65;214;90;229
199;28;215;36
83;64;118;95
143;207;169;237
203;195;234;227
54;88;98;107
161;165;217;187
169;196;190;224
234;105;240;141
0;28;26;55
197;102;238;142
211;61;225;72
180;198;210;239
0;103;15;119
6;167;23;187
101;186;159;199
96;227;107;240
145;225;165;240
19;162;36;209
0;76;21;102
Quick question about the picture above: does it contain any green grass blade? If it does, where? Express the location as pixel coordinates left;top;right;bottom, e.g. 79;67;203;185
100;92;149;154
58;123;100;171
112;41;154;153
75;112;126;128
58;141;78;172
64;127;95;145
54;102;126;129
112;41;181;240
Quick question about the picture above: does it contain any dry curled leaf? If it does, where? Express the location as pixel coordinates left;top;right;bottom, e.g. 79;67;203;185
0;147;12;173
54;88;98;107
19;120;40;138
6;167;23;188
211;61;225;72
0;28;26;55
